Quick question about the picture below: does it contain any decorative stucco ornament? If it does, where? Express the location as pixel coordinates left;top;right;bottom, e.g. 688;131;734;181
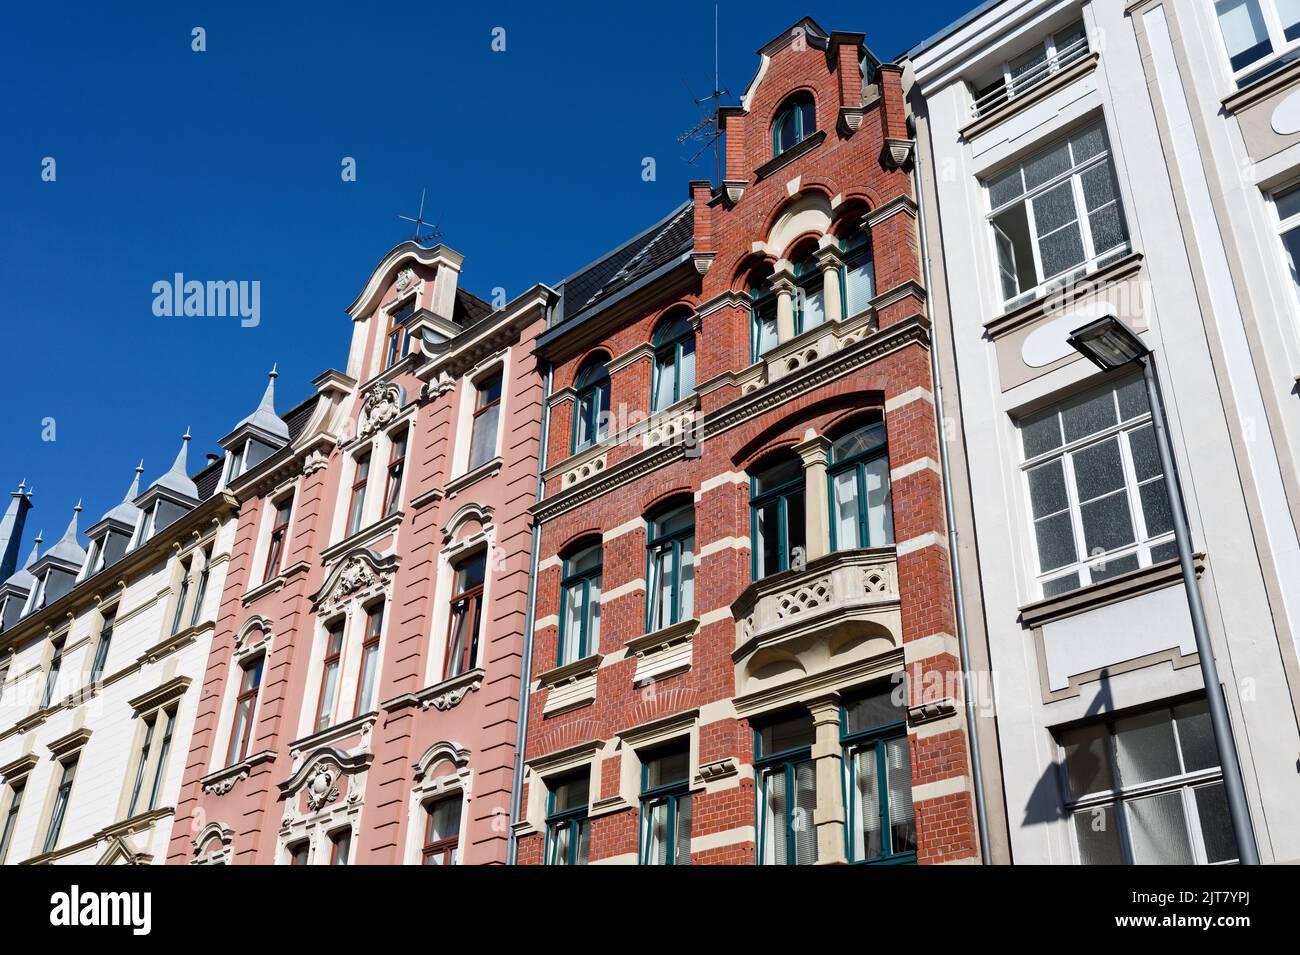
359;382;403;438
395;267;415;293
305;763;341;811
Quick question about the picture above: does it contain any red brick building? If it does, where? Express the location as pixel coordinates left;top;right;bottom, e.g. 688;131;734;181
512;18;980;865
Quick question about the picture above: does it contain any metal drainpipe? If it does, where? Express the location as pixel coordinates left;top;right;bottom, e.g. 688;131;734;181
908;114;992;865
506;318;553;865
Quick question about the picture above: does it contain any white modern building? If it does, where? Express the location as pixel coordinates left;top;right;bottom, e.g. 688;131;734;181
0;378;300;864
906;0;1300;864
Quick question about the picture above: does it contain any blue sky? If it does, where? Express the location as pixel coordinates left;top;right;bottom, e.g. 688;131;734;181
0;0;971;546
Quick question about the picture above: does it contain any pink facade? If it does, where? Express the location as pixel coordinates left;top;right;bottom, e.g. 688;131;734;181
167;244;551;865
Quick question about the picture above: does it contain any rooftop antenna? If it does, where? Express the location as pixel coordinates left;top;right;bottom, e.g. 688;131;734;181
677;0;729;186
398;188;444;247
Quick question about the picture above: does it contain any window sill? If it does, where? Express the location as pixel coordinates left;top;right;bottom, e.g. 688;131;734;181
539;653;602;717
201;749;277;796
445;457;502;497
983;250;1144;341
240;562;308;607
960;52;1100;141
537;652;603;688
754;130;827;182
288;711;379;754
383;668;485;713
1223;49;1300;113
321;511;405;564
1018;553;1203;629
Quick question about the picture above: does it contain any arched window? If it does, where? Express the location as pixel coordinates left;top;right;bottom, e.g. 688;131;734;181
652;313;696;412
750;452;806;580
646;500;694;631
750;270;778;362
841;231;876;320
793;249;826;334
828;416;894;551
773;92;817;157
572;357;611;453
558;540;602;666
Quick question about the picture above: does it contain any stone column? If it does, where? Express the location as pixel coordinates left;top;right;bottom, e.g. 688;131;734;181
809;694;847;865
771;260;797;344
794;434;833;562
816;241;845;324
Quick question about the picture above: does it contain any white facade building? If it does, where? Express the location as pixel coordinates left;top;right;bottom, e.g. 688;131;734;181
906;0;1300;864
0;397;282;863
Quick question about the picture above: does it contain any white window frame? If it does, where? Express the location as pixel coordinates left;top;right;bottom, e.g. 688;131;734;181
1269;180;1300;315
1213;0;1300;84
1018;378;1175;599
971;20;1090;118
985;124;1130;310
1059;703;1236;865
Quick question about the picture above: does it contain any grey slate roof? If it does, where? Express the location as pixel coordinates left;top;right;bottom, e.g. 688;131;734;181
98;464;144;528
42;504;86;568
3;533;41;591
454;287;494;329
234;370;290;443
553;202;694;325
145;435;200;504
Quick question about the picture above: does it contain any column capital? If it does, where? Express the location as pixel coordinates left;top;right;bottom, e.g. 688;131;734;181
793;434;833;467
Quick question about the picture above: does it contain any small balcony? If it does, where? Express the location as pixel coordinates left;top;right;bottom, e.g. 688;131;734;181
731;548;902;700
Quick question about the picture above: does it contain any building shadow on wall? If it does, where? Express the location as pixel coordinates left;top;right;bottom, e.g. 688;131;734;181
1021;669;1115;827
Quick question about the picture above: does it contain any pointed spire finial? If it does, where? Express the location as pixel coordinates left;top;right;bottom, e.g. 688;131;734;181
122;461;145;503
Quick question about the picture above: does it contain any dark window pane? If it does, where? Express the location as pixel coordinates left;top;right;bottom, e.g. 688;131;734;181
1042;572;1081;597
1021;410;1063;458
1074;806;1125;864
1035;511;1078;572
1150;540;1179;563
1090;552;1139;583
758;712;815;755
1112;709;1181;787
844;681;906;734
1028;461;1070;518
1062;390;1119;443
1073;437;1126;502
1061;723;1113;798
1174;700;1219;773
1080;491;1136;554
1116;378;1149;421
1195;783;1238;863
1139;480;1174;538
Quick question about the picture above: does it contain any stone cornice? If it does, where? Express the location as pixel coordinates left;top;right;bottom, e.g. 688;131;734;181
754;129;827;182
127;675;192;714
1222;53;1300;115
983;251;1145;340
319;511;404;565
0;492;235;656
443;457;503;497
1019;553;1204;629
201;749;277;796
47;726;92;759
382;667;486;714
0;752;38;783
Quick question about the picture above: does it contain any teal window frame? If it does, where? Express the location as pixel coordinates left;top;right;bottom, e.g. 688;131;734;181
840;688;916;865
840;232;876;319
571;358;611;453
792;251;827;334
749;455;806;581
557;541;602;666
827;419;894;552
754;716;817;866
544;771;591;866
651;315;696;412
638;744;692;865
645;502;695;633
772;92;816;157
750;285;778;362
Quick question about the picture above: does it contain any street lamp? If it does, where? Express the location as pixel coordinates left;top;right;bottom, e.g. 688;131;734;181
1066;315;1260;865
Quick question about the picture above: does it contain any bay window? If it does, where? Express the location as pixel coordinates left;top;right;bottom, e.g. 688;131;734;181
842;682;916;864
639;743;692;865
646;501;694;632
750;453;806;580
652;314;696;412
1215;0;1300;82
558;541;602;666
1019;376;1175;598
572;358;611;452
1060;699;1238;864
987;124;1129;309
468;373;503;470
829;418;894;552
545;771;591;866
444;553;486;680
756;711;817;865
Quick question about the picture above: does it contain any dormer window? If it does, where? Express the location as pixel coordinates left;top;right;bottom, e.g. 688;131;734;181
227;443;246;482
773;92;816;157
385;299;417;369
